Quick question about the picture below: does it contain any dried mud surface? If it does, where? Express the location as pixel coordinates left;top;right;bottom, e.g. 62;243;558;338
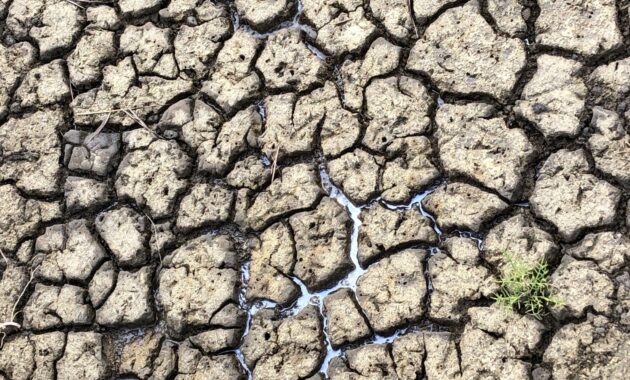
0;0;629;379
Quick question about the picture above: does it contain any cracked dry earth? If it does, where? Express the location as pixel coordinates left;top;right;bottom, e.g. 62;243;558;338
1;0;630;380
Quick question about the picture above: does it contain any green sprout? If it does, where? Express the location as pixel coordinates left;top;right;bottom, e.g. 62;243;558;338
493;251;563;320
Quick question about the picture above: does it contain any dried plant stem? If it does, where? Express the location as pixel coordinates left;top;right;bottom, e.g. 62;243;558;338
271;145;280;182
0;248;7;265
142;211;162;264
122;108;162;139
0;266;38;348
63;0;85;9
74;105;151;116
84;111;112;144
407;0;419;38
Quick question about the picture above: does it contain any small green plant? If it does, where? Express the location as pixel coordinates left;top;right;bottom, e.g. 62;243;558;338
493;251;563;320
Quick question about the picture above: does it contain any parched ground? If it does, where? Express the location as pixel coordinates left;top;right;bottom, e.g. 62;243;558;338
0;0;629;379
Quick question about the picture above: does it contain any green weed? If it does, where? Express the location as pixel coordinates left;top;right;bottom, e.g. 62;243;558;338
493;251;563;320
